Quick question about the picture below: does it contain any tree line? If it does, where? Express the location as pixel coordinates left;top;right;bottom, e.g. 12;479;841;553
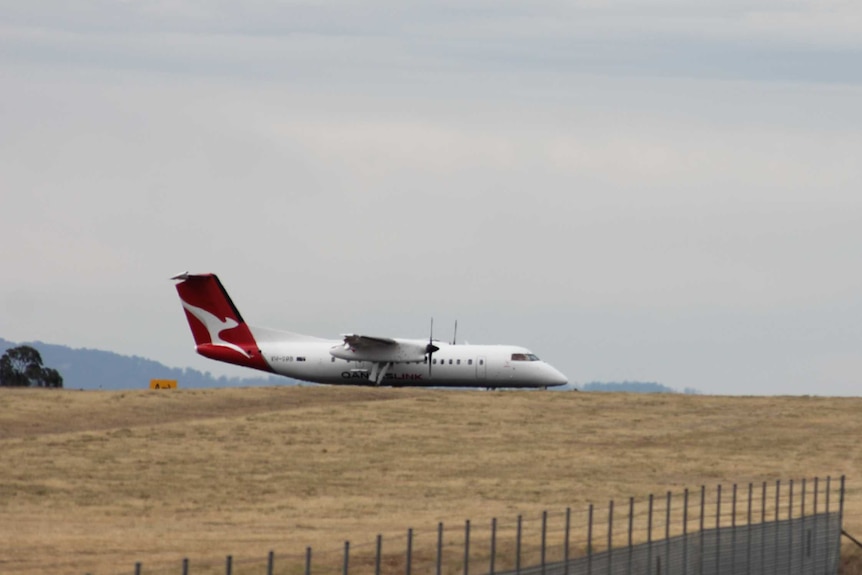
582;381;701;394
0;345;64;387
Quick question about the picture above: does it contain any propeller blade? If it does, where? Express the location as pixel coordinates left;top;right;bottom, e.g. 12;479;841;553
427;318;435;376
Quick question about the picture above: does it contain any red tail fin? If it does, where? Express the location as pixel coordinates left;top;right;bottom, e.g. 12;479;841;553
172;273;271;372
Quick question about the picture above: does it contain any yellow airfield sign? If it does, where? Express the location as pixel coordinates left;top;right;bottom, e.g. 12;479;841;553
149;379;177;390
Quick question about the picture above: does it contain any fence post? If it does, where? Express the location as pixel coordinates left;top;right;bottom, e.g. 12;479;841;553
516;515;523;575
490;518;497;575
773;480;780;575
760;481;767;575
541;510;547;575
306;546;312;575
376;535;382;575
682;487;688;575
182;557;189;575
564;507;571;575
826;477;833;574
407;528;413;575
343;541;350;575
437;523;443;575
839;476;847;571
699;486;705;575
682;489;689;575
134;562;141;575
731;484;737;575
226;554;232;575
268;550;274;575
812;477;820;572
788;479;794;575
715;484;722;575
801;478;807;571
587;505;593;575
646;494;653;575
664;491;671;575
607;499;614;575
627;497;634;575
464;519;471;575
746;483;753;575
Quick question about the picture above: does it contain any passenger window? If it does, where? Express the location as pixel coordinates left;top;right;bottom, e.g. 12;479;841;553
479;359;484;366
468;359;473;365
331;357;335;362
449;359;453;365
456;359;461;365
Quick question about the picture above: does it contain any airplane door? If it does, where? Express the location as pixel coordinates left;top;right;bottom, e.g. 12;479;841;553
477;357;486;380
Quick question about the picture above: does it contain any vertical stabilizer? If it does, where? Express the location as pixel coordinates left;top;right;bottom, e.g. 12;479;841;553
171;273;272;372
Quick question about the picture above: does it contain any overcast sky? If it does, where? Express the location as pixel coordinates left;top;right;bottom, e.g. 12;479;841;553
2;1;861;395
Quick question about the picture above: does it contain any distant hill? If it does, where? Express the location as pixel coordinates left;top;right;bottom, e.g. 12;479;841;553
582;381;701;394
0;337;299;390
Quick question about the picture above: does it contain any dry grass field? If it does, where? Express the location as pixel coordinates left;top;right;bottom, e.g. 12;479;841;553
2;386;862;574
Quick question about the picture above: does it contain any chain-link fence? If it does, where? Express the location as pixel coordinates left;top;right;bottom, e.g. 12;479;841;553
120;476;844;575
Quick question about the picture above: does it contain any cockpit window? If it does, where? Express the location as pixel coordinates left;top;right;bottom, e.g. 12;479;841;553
511;353;540;361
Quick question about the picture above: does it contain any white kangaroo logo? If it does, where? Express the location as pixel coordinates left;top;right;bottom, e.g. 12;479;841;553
180;299;252;358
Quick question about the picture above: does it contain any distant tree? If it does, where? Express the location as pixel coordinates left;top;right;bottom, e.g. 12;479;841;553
0;345;40;386
0;356;24;386
36;367;64;388
0;345;64;388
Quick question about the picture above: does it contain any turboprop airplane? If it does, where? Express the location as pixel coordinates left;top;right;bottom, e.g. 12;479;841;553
171;273;568;389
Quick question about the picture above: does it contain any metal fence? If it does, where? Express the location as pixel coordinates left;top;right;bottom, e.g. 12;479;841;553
123;476;845;575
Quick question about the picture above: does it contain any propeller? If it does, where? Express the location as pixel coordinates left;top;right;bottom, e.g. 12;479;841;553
425;318;439;376
451;320;458;345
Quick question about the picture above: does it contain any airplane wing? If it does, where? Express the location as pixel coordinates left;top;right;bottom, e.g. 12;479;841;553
343;334;398;349
330;334;428;363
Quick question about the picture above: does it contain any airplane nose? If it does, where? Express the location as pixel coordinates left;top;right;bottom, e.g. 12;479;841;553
544;365;568;387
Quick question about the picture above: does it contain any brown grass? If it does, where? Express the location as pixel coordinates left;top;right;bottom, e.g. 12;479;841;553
1;387;862;574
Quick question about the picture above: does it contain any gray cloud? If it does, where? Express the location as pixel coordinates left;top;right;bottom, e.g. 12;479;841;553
3;1;862;84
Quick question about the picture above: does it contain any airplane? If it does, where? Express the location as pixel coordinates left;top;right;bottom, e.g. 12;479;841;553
171;272;568;389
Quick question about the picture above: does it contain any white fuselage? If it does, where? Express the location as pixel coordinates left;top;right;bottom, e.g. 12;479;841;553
253;334;567;388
